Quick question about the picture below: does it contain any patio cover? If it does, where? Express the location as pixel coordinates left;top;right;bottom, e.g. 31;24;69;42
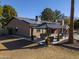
32;22;69;29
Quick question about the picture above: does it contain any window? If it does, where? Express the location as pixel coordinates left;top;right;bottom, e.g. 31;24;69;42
15;27;18;31
37;29;40;32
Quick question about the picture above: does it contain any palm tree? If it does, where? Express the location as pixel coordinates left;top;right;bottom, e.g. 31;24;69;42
68;0;74;43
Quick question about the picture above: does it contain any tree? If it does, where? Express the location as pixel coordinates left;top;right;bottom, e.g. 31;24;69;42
74;19;79;29
0;5;3;16
41;8;54;21
2;5;17;18
64;17;70;25
68;0;74;43
53;10;63;20
0;5;17;28
41;8;64;22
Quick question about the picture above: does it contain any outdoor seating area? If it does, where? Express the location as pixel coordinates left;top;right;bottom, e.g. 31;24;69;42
31;22;69;46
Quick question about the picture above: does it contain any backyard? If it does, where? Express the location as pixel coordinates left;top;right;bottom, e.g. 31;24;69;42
0;36;79;59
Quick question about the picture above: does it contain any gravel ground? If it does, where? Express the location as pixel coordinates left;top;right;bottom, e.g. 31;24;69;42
0;43;79;59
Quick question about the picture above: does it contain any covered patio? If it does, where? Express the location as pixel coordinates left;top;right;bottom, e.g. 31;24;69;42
30;22;69;45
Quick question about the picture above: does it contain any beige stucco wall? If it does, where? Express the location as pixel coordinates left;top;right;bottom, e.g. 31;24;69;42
32;29;46;38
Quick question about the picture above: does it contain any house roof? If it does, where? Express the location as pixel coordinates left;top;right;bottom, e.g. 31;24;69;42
5;17;52;27
15;17;52;25
32;22;60;29
3;17;36;27
4;17;69;29
14;17;37;24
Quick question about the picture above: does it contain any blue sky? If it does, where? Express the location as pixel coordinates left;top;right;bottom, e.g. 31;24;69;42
1;0;79;19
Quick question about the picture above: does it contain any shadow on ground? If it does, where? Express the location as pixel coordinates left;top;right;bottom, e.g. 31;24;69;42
0;39;33;50
0;38;46;51
0;35;21;41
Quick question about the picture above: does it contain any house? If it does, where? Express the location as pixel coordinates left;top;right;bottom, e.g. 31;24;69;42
1;16;68;41
4;17;46;39
4;17;31;37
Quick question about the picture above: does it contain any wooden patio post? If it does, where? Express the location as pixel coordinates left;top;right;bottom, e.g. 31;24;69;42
68;0;74;43
45;29;51;46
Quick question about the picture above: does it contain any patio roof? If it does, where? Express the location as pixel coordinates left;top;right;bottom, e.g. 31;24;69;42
32;22;69;29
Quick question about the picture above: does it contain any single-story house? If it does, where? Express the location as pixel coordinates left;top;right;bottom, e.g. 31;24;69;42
3;17;46;39
0;16;69;41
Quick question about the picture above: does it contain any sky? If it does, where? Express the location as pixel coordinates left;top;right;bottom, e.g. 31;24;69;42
1;0;79;19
